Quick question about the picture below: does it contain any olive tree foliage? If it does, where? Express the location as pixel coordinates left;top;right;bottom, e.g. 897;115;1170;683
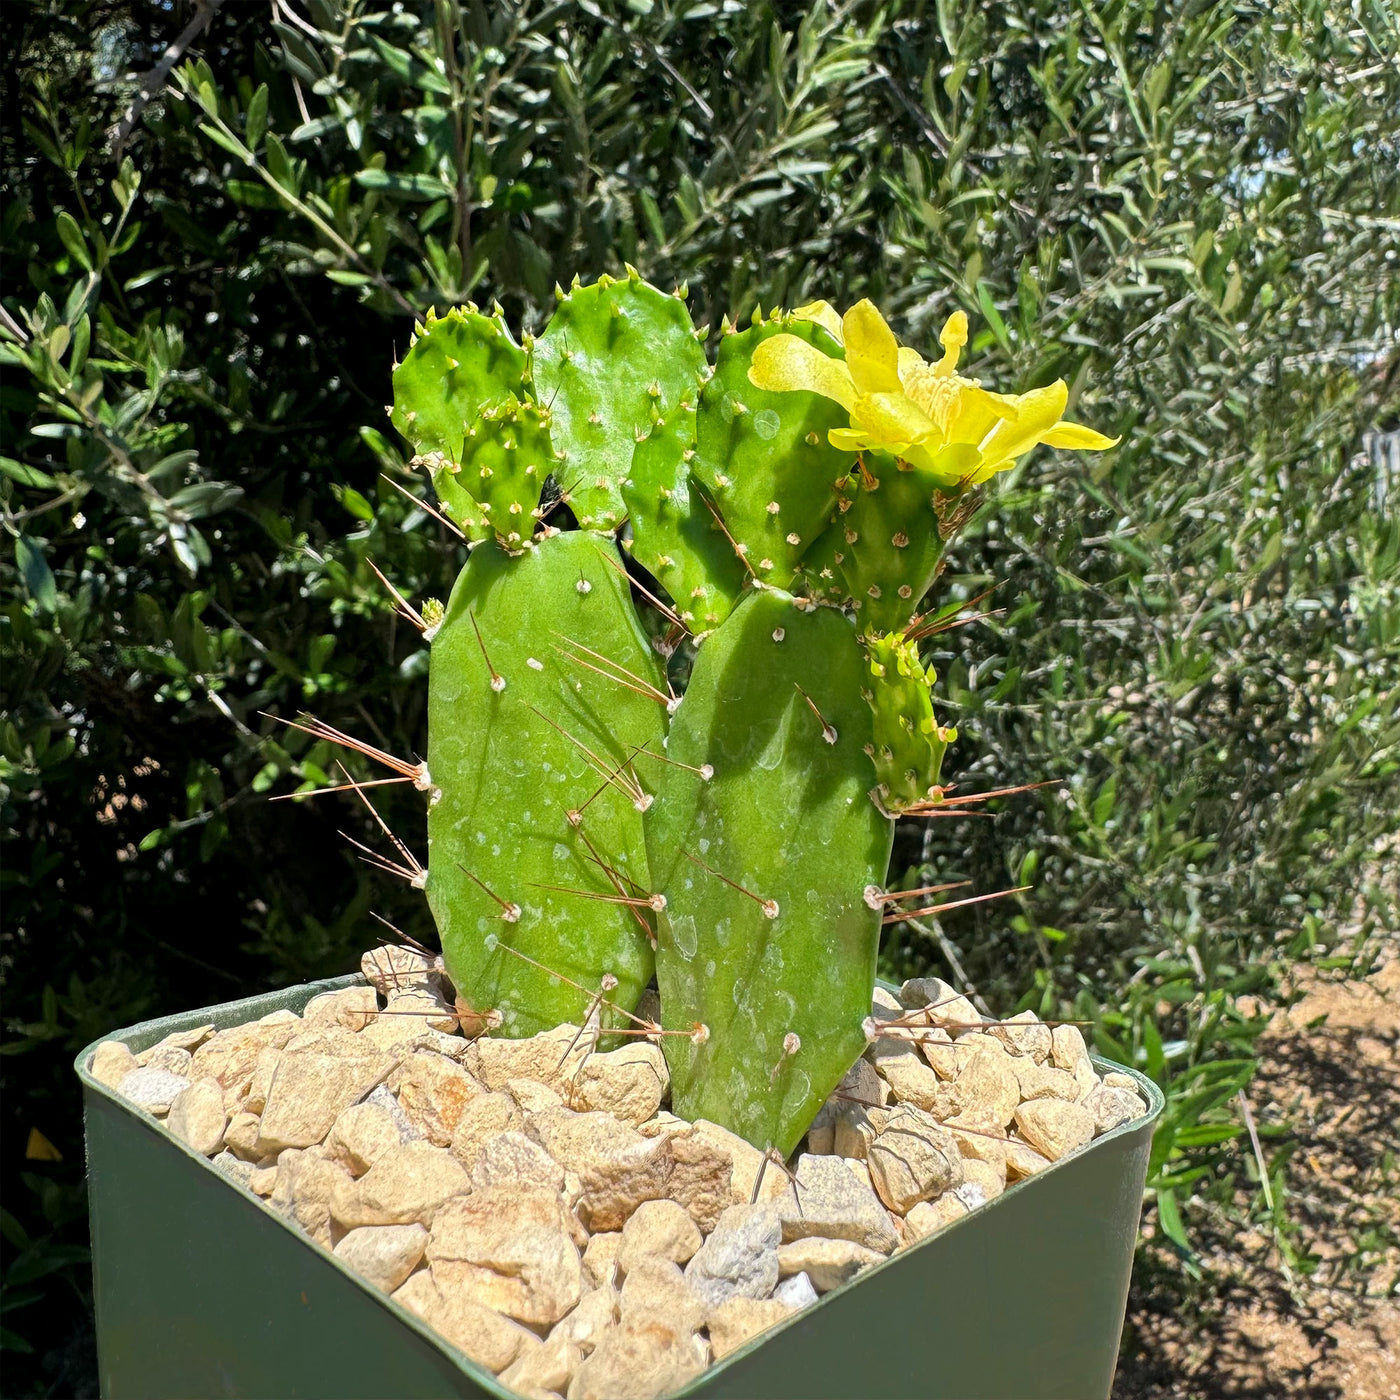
0;0;1396;1376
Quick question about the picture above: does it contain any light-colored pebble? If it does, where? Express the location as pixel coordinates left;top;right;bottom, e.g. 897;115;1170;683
392;1270;538;1374
190;1014;300;1090
145;1044;194;1076
90;1040;138;1090
666;1129;732;1233
116;1067;190;1116
990;1010;1052;1062
581;1232;623;1289
866;1106;962;1213
331;1139;470;1228
471;1131;566;1193
683;1203;781;1310
771;1153;899;1254
549;1285;617;1356
1084;1083;1148;1134
707;1296;793;1360
304;985;380;1031
567;1322;706;1400
271;1147;355;1247
568;1043;669;1127
449;1091;524;1167
361;945;440;995
772;1271;819;1309
256;1033;394;1155
905;1193;968;1240
500;1333;579;1395
618;1199;702;1274
428;1188;582;1326
166;1077;228;1155
325;1101;404;1177
777;1236;884;1292
390;1051;482;1147
1013;1099;1095;1162
471;1025;590;1093
334;1223;428;1292
618;1255;705;1337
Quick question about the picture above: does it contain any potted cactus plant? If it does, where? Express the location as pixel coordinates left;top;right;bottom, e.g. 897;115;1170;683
79;273;1157;1400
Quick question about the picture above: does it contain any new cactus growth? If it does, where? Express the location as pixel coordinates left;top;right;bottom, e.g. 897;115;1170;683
297;277;1118;1155
691;314;854;590
391;304;528;542
533;270;707;533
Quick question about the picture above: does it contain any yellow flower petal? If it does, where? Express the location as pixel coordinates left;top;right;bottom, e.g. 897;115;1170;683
841;300;902;395
850;391;936;447
748;334;857;411
1041;421;1121;451
792;300;845;344
897;346;926;382
945;382;1018;446
975;380;1070;471
828;427;876;453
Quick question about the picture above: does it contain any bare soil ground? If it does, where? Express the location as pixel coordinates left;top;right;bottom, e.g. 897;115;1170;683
1113;947;1400;1400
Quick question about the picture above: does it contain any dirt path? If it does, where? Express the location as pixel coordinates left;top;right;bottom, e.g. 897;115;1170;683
1113;947;1400;1399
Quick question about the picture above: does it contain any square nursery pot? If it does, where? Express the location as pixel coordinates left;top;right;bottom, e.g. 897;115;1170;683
78;974;1163;1400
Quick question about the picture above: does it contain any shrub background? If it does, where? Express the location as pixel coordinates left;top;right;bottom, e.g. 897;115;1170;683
1;0;1396;1391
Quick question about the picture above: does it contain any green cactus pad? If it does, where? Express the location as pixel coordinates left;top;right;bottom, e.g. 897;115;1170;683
828;450;976;635
692;316;854;590
460;395;558;552
647;588;892;1155
391;306;527;536
623;403;747;634
533;273;706;534
426;530;666;1037
864;633;956;815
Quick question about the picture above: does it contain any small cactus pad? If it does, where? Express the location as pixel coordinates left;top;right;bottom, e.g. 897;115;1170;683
426;530;666;1036
533;273;706;534
864;633;956;815
460;395;557;551
693;316;854;589
391;306;527;532
623;402;747;633
647;589;892;1154
826;452;964;635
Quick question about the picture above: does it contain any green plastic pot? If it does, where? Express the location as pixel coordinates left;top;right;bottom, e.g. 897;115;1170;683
78;975;1162;1399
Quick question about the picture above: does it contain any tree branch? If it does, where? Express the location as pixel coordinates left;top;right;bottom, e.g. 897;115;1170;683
109;0;230;156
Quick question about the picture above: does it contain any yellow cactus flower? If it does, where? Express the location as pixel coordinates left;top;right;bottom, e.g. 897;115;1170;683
749;298;1119;485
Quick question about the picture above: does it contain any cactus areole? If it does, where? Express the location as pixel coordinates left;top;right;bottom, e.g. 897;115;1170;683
379;273;1118;1157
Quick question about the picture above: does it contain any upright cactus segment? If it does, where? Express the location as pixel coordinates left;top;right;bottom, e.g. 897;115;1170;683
816;451;970;635
426;530;666;1037
533;272;707;533
863;633;956;815
391;305;527;539
623;401;747;633
459;395;558;552
692;315;854;589
646;589;893;1155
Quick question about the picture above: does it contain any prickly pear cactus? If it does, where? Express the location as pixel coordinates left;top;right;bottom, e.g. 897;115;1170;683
692;315;854;589
459;395;557;552
820;451;969;636
863;632;956;815
623;402;746;633
533;272;707;533
391;305;526;540
646;589;893;1155
426;530;666;1036
343;287;1117;1157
